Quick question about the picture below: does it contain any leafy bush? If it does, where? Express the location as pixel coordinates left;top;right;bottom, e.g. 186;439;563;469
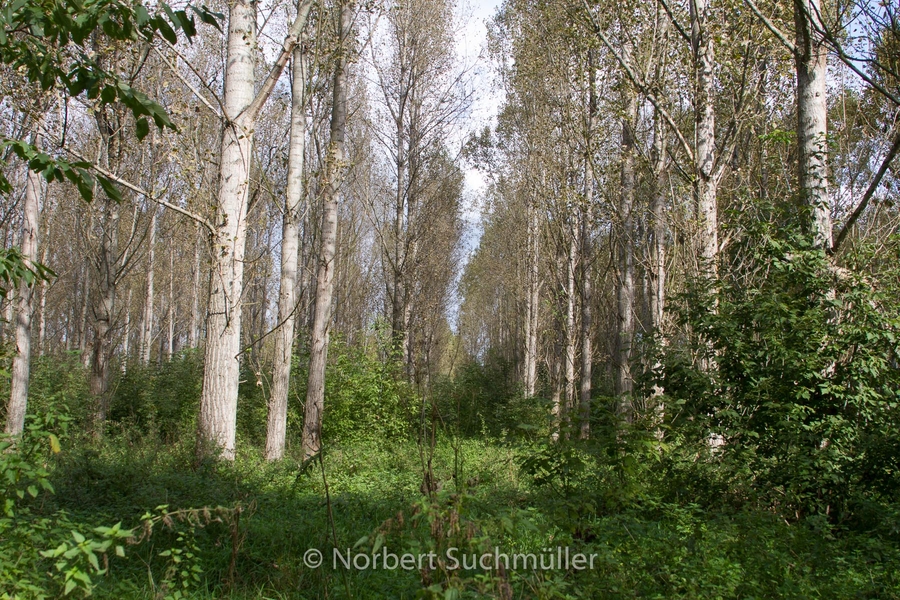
107;350;203;442
433;354;548;438
661;226;900;519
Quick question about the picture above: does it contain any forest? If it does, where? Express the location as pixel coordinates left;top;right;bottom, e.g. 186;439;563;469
1;0;899;597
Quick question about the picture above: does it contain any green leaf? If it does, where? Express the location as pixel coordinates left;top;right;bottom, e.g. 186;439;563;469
135;117;149;141
97;175;123;203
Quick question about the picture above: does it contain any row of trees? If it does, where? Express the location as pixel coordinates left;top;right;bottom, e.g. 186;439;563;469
1;0;470;459
3;0;898;458
461;0;899;435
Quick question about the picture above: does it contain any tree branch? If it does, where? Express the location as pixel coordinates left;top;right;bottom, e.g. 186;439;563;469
579;0;695;163
68;150;216;233
240;0;315;124
152;46;223;119
831;129;900;254
743;0;798;55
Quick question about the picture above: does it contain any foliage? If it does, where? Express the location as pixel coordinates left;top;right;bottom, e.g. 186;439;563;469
108;350;203;442
0;405;128;598
0;0;222;199
319;338;418;445
432;353;546;438
0;246;54;300
661;223;900;519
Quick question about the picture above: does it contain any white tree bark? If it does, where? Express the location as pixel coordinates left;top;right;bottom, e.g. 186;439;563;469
198;0;257;460
141;210;157;364
301;0;352;462
122;288;132;364
6;156;42;436
691;0;718;275
266;44;308;461
794;0;831;248
523;196;540;398
166;246;175;360
564;212;580;431
197;0;313;461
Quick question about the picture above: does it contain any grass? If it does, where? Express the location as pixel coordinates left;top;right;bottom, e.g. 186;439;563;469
22;429;898;599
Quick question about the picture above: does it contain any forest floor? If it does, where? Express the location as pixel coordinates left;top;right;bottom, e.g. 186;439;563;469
35;432;900;599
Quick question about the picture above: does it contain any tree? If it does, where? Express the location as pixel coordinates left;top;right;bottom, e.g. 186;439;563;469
301;0;353;462
6;127;43;435
197;0;312;460
266;24;311;461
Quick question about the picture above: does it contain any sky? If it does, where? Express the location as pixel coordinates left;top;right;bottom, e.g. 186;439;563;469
456;0;503;209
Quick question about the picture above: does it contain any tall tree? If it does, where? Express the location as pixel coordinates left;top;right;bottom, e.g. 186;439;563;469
301;0;353;461
6;129;43;435
266;36;310;461
794;0;832;247
198;0;312;459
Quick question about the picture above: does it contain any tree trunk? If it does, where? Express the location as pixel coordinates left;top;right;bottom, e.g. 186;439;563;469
141;210;157;364
579;53;597;439
691;0;718;275
564;212;580;432
90;194;119;425
122;289;132;364
90;111;122;426
794;0;831;248
6;154;42;435
301;0;351;462
616;88;638;414
167;247;175;360
523;197;540;398
189;223;202;348
198;0;257;460
650;111;667;334
266;44;308;461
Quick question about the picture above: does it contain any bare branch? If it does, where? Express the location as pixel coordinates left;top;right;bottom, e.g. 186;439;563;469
240;0;315;124
743;0;798;55
831;129;900;254
152;47;223;119
68;150;216;233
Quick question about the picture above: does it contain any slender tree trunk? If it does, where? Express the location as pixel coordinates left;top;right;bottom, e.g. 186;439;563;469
301;0;351;461
564;212;580;432
579;54;597;439
37;268;46;357
266;44;308;461
141;210;157;364
6;155;42;435
650;111;667;334
79;259;91;363
616;89;638;414
523;197;540;398
691;0;718;275
189;223;202;348
122;289;132;364
167;247;175;360
794;0;831;248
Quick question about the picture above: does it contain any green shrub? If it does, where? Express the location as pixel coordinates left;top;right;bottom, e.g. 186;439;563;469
661;226;900;519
